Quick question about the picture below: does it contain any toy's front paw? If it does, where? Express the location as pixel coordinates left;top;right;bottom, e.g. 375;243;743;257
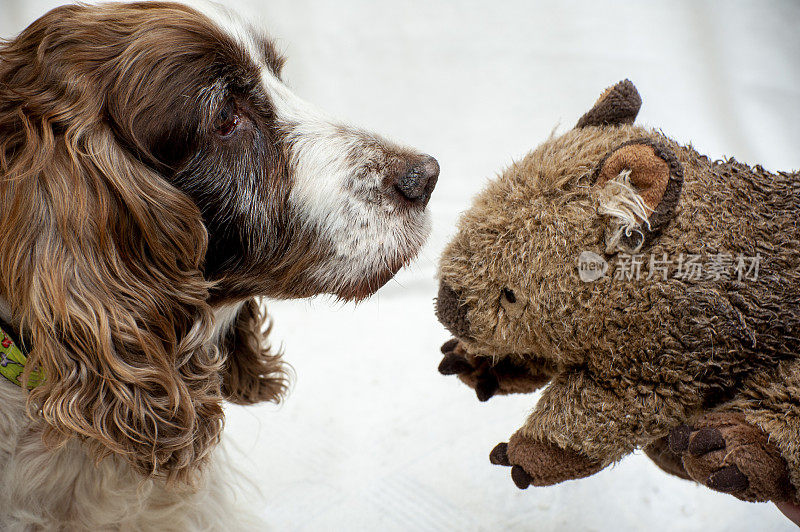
489;431;603;488
668;412;793;502
438;339;550;401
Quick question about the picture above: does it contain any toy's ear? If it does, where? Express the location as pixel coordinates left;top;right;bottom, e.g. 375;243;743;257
593;139;683;254
576;80;642;129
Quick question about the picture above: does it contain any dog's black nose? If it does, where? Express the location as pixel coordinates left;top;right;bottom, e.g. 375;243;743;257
394;155;439;206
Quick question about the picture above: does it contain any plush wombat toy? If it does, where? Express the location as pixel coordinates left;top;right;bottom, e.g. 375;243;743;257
435;80;799;504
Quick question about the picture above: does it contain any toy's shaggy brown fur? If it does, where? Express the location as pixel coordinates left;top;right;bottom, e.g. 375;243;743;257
436;80;800;503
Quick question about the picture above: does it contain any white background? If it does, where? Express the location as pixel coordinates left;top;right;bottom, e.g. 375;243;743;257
2;1;799;530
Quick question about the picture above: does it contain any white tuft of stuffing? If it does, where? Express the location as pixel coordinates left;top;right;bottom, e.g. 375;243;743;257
597;169;653;253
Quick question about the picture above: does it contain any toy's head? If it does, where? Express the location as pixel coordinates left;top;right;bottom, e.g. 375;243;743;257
436;80;693;362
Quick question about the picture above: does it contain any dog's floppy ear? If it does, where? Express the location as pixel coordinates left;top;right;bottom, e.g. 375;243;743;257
592;139;684;254
0;62;222;482
576;80;642;129
221;298;289;405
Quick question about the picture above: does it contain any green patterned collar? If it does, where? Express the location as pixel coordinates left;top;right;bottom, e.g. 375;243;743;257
0;322;43;389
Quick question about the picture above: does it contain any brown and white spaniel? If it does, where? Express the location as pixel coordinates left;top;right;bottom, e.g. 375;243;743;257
0;2;437;529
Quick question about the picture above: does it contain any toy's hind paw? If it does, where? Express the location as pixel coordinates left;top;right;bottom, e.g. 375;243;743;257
490;431;603;488
668;412;793;502
438;339;550;401
644;435;692;481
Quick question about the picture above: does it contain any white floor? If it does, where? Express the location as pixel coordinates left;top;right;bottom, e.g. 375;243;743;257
2;1;800;530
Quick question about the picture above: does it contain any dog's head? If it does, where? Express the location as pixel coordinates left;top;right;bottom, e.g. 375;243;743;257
0;1;437;481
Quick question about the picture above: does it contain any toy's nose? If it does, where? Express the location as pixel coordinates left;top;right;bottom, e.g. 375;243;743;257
436;281;472;340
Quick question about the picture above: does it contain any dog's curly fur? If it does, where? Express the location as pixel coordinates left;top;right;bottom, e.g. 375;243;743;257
0;4;229;483
0;118;285;520
0;2;436;528
436;80;799;502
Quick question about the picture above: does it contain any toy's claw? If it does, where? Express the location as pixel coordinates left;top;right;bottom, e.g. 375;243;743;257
667;425;692;453
437;338;552;401
489;442;509;466
666;413;792;502
687;427;725;456
438;353;472;375
475;374;500;401
511;466;532;489
708;465;749;493
440;338;459;354
491;432;603;488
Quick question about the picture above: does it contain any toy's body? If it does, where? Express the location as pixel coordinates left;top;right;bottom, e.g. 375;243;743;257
436;80;800;502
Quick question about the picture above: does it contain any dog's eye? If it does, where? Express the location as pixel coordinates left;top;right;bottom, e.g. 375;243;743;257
501;288;516;304
214;100;240;138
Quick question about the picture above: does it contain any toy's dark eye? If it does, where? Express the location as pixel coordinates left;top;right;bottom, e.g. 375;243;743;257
214;100;240;138
502;288;516;304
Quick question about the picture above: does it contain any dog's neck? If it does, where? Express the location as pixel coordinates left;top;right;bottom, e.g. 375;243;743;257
210;301;246;343
0;294;243;345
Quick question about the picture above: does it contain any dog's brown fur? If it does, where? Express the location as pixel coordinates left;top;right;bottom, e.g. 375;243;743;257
436;80;800;502
0;3;438;527
0;2;287;484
